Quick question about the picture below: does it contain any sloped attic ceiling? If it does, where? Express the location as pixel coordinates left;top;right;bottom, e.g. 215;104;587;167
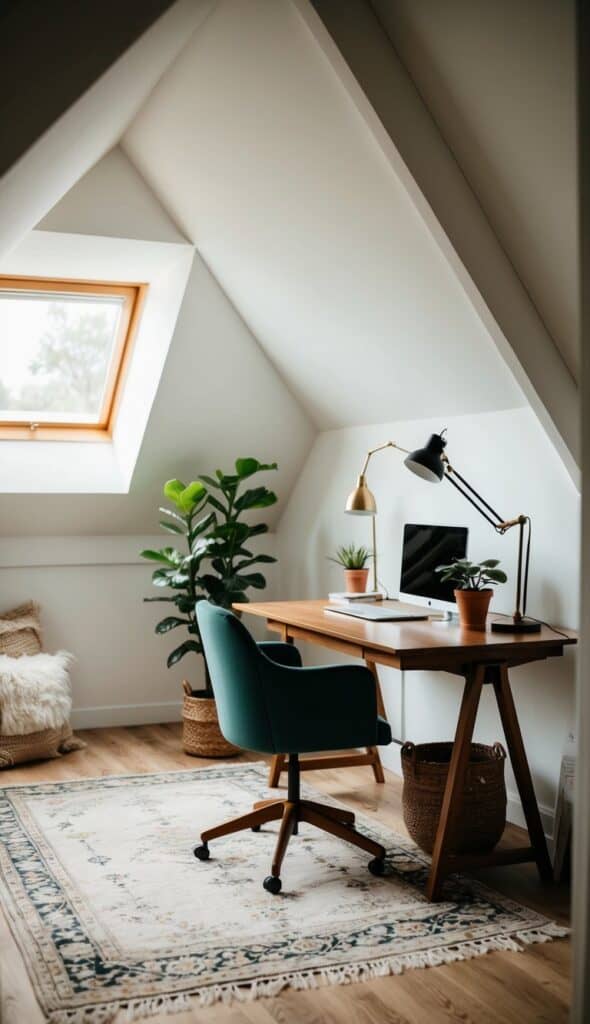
373;0;578;381
0;0;214;261
123;0;525;432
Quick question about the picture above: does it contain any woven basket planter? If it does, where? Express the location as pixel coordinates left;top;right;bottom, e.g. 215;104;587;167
0;723;85;770
401;740;507;855
182;682;240;758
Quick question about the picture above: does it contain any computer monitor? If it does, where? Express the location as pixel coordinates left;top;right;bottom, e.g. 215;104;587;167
399;523;468;614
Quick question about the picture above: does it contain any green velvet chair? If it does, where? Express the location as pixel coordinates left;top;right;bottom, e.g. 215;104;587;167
194;601;392;894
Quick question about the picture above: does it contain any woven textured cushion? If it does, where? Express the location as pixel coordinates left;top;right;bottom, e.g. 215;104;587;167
0;602;42;657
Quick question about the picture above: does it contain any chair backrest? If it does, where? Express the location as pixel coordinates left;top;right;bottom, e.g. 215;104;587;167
196;602;275;752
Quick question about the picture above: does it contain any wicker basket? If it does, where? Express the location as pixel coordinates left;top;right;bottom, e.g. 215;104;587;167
182;681;240;758
401;740;507;855
0;723;85;769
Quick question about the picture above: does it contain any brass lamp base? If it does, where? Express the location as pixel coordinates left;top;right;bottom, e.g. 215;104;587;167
491;617;542;634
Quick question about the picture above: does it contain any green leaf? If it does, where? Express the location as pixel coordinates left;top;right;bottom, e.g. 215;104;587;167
235;555;277;570
159;506;185;524
158;519;184;535
167;640;201;668
485;569;508;583
190;511;216;537
246;523;269;538
177;481;207;513
235;458;278;479
480;559;500;568
140;548;180;566
234;487;278;512
163;479;186;507
198;474;223;490
236;572;266;589
212;521;250;544
204;494;227;515
155;616;191;634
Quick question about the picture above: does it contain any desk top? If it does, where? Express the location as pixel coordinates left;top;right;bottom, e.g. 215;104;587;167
235;599;577;671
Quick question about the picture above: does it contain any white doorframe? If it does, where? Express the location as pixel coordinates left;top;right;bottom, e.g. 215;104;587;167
572;3;589;1020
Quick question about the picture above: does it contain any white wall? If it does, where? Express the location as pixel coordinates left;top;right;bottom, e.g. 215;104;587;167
38;146;187;243
277;406;580;834
0;534;277;728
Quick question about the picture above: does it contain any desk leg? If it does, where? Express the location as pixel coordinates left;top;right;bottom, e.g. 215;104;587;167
425;665;484;901
493;664;552;881
366;659;386;784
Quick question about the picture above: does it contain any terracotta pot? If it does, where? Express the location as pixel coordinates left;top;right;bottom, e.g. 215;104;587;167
344;567;369;593
454;588;493;631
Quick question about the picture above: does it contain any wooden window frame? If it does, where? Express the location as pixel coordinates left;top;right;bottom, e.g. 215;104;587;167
0;276;147;442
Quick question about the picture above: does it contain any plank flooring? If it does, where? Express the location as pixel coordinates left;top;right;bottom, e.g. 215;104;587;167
0;724;571;1023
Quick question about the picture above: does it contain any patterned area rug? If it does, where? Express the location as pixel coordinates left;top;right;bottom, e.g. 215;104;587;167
0;763;566;1023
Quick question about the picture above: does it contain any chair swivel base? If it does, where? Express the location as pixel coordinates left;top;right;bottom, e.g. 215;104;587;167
193;795;386;894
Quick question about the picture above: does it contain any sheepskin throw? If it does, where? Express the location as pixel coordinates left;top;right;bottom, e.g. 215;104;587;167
0;651;74;735
0;601;42;658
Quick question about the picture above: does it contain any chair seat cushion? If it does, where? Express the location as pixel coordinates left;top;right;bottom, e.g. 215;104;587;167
377;715;392;746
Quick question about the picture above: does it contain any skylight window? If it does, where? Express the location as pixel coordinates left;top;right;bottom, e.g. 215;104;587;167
0;277;146;440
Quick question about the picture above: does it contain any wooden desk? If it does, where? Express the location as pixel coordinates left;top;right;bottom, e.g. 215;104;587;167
235;598;577;900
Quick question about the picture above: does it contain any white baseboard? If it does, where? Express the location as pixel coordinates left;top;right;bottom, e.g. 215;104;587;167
71;701;183;730
381;742;555;841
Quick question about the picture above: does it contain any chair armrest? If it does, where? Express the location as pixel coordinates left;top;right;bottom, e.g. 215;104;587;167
262;662;379;754
258;641;302;668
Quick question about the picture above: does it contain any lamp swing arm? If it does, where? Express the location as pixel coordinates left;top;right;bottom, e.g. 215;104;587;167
360;440;410;478
443;457;527;534
442;453;531;618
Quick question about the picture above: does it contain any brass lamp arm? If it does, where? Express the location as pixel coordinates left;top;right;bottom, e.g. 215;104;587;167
360;440;410;477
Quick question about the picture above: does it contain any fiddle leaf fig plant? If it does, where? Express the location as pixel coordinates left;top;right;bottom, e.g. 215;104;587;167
435;558;507;591
142;459;278;699
199;458;278;609
141;479;217;695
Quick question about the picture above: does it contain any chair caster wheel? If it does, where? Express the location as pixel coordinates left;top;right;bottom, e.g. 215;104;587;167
368;857;385;876
252;825;261;832
194;843;210;861
263;875;282;894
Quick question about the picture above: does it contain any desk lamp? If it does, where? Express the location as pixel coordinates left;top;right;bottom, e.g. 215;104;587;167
345;440;409;595
345;430;540;633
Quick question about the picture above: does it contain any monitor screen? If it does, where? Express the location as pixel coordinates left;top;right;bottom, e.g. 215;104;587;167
399;524;468;605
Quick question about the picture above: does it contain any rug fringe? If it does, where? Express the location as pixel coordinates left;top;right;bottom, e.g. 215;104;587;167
46;921;569;1023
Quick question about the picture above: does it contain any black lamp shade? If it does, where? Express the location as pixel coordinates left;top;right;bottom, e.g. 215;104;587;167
404;433;446;483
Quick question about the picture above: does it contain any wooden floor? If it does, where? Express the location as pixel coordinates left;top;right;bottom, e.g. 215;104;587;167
0;724;571;1024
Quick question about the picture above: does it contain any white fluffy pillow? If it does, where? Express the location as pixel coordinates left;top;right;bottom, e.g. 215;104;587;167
0;651;74;735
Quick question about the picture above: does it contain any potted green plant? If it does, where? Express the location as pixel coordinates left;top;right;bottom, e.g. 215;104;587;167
141;479;239;756
141;459;278;757
328;544;372;594
435;558;508;630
